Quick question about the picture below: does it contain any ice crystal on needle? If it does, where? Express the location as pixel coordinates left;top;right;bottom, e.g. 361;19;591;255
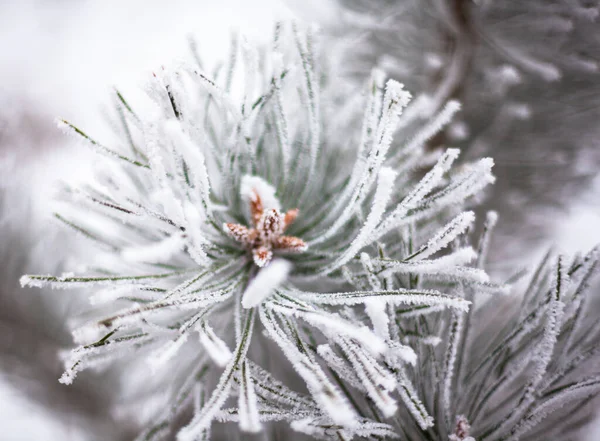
20;23;505;440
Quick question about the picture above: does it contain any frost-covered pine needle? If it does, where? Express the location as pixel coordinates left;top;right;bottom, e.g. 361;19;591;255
20;21;598;441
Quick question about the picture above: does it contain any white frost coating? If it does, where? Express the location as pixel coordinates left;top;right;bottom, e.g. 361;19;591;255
179;311;255;441
375;81;412;154
20;273;143;290
161;270;214;301
392;93;429;134
179;61;243;120
353;422;401;439
397;304;448;318
59;363;80;385
149;334;189;369
150;187;186;226
259;308;358;427
60;334;155;385
305;312;387;355
395;365;435;429
469;280;512;295
182;201;210;266
198;323;232;367
121;234;185;264
396;101;461;157
477;210;498;268
448;158;496;204
242;260;291;308
386;341;417;367
270;300;386;355
365;299;389;339
360;253;389;339
527;257;568;392
238;360;262;433
361;252;382;290
527;300;565;393
427;266;490;284
298;289;470;312
348;338;397;391
490;256;569;439
291;417;400;440
408;211;476;261
317;344;364;390
316;67;384;228
378;247;478;275
165;121;211;208
359;68;386;160
419;335;442;346
290;418;350;440
507;377;600;441
293;25;321;196
342;265;369;291
309;82;410;247
401;148;461;209
271;51;285;80
372;158;494;242
152;286;238;311
337;337;398;416
248;360;317;411
144;130;168;180
319;167;397;275
240;175;281;211
56;119;143;167
89;285;145;306
443;312;464;424
59;352;105;385
19;275;43;288
272;68;292;174
215;406;310;424
71;323;108;345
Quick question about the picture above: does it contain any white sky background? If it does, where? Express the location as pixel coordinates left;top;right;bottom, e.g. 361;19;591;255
1;0;599;439
0;0;293;126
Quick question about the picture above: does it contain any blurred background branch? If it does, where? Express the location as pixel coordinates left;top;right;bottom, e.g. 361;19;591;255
327;0;600;271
